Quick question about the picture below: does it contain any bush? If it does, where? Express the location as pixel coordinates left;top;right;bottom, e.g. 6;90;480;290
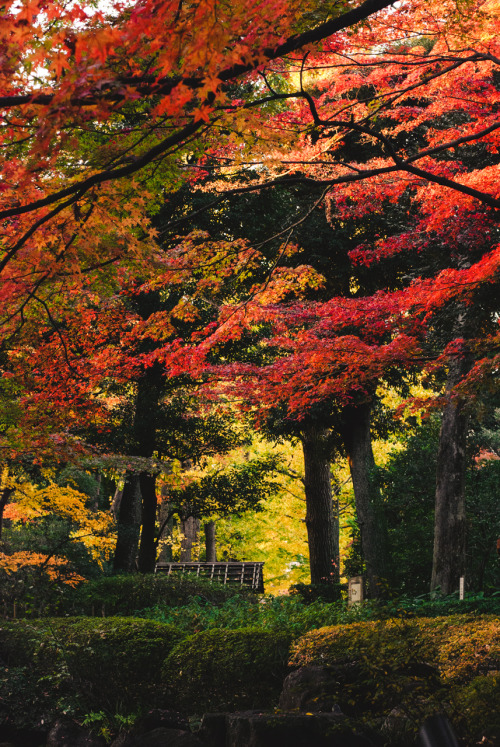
163;627;292;712
289;615;500;744
0;616;184;717
452;674;500;745
48;573;253;617
290;618;440;718
0;663;55;737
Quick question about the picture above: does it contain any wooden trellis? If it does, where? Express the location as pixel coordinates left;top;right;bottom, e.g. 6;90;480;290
155;561;264;592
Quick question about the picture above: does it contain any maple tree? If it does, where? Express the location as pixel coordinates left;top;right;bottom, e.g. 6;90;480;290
157;0;500;593
0;464;114;587
1;0;499;594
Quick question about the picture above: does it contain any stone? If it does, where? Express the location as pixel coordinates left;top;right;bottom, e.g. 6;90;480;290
279;665;358;713
46;719;107;747
197;711;376;747
197;713;228;747
110;727;204;747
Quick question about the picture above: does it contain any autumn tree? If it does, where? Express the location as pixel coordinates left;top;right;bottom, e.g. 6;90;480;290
0;0;498;595
161;0;499;594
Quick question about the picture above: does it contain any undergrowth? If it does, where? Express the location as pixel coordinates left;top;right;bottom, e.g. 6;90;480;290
137;590;500;637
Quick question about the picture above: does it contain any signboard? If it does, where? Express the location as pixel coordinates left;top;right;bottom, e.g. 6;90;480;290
348;575;364;606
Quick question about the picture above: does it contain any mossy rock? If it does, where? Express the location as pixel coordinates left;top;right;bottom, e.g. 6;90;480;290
163;627;292;713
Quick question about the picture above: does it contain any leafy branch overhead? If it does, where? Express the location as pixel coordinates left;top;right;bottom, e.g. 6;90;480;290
164;454;283;521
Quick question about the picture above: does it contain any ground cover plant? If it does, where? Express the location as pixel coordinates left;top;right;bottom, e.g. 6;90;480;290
289;614;500;745
1;587;500;745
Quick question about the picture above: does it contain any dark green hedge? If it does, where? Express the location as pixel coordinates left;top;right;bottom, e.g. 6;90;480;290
53;573;253;616
0;616;183;719
163;627;292;713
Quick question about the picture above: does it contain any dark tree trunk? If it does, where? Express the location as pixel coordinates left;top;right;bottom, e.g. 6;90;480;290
205;520;217;562
0;488;14;541
341;402;389;599
138;472;158;573
110;484;123;519
125;364;163;572
157;496;174;562
113;473;142;572
431;356;470;595
180;516;200;561
301;424;340;587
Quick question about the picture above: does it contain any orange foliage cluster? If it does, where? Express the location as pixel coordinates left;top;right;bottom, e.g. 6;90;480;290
0;0;498;473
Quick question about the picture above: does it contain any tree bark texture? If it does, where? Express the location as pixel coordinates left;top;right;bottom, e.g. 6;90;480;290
113;473;142;572
126;364;163;572
157;496;174;562
180;516;200;561
138;472;158;573
301;424;340;587
204;520;217;562
341;402;389;598
0;487;14;541
431;356;470;595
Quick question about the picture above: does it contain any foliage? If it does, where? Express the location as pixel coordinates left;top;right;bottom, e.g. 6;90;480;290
140;588;500;639
4;572;253;618
206;438;310;592
379;416;500;595
453;674;500;746
0;472;115;587
289;614;500;743
165;451;282;520
163;627;292;712
0;664;54;738
0;617;183;718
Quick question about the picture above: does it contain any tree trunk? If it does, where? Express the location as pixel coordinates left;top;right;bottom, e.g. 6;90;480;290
157;496;174;562
180;516;200;561
301;424;340;587
113;473;142;572
138;472;158;573
110;483;124;519
204;520;217;562
128;364;163;571
431;356;470;595
341;402;389;599
0;487;14;541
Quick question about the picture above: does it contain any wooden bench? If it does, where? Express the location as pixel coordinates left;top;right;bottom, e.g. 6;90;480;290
155;561;264;592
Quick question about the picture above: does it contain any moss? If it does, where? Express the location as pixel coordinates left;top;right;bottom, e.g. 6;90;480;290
163;627;292;712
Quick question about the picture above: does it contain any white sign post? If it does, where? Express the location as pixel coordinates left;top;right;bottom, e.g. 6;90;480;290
348;576;364;606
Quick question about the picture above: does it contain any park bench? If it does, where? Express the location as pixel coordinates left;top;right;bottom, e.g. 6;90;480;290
155;561;264;592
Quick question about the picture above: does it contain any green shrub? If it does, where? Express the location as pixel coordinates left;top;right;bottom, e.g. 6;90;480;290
0;617;184;716
289;615;500;744
290;618;440;718
49;573;252;617
0;664;56;735
452;674;500;745
163;627;292;712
